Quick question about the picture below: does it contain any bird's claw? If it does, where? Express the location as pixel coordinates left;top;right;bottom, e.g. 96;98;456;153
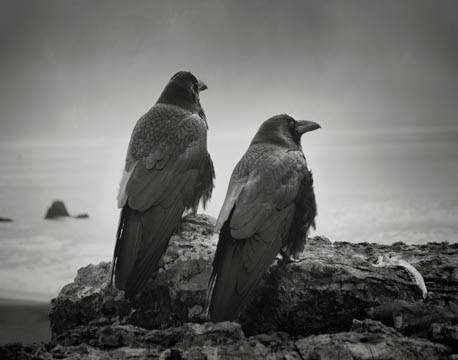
276;250;298;265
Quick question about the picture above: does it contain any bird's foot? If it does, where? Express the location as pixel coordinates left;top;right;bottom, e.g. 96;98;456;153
276;250;298;265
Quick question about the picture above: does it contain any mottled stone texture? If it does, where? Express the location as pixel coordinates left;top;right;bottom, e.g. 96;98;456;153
3;215;458;359
0;320;452;360
49;223;458;341
240;238;458;337
49;214;216;335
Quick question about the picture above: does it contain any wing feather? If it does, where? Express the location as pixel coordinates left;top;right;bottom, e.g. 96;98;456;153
229;152;302;239
215;177;247;231
117;161;138;208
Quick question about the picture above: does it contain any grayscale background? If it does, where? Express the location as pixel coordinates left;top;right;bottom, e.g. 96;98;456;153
0;0;457;303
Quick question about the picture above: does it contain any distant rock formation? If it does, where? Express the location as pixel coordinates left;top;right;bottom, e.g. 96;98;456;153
44;201;70;219
0;217;13;222
2;214;458;359
73;213;89;219
44;201;89;220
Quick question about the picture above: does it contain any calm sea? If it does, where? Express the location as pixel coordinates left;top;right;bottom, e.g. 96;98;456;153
0;130;457;301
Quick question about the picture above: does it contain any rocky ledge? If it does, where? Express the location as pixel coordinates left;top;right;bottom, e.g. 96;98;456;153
2;214;458;359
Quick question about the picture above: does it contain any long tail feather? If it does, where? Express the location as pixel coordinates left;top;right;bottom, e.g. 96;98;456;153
209;219;244;321
124;202;184;296
209;225;275;322
209;207;292;322
112;206;142;290
111;201;184;298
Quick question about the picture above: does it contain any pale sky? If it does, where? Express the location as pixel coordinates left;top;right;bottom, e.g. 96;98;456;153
1;0;457;141
1;0;458;230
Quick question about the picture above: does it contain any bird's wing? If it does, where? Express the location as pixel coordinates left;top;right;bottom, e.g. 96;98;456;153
125;107;208;211
215;176;247;231
230;147;304;239
126;139;204;211
231;148;304;276
210;147;306;320
112;106;210;296
215;144;301;230
284;168;317;257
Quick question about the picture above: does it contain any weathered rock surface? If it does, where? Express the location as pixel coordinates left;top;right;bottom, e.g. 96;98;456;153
49;224;458;341
44;200;70;219
49;214;216;335
0;320;452;360
240;238;458;338
3;214;458;358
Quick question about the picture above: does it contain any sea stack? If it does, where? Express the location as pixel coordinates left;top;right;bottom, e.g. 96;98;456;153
44;200;70;219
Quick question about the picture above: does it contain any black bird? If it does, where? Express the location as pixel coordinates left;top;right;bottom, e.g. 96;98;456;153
112;71;214;298
209;114;319;322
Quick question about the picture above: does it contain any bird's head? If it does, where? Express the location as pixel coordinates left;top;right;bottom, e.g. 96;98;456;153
169;71;208;95
156;71;208;118
251;114;321;148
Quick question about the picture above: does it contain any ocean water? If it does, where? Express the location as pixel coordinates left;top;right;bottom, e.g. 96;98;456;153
0;130;457;301
0;139;124;301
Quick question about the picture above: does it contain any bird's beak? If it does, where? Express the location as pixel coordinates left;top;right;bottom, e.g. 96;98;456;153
296;120;321;134
198;80;208;92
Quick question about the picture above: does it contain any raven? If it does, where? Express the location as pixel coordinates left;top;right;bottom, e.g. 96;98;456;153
112;71;214;298
209;114;319;322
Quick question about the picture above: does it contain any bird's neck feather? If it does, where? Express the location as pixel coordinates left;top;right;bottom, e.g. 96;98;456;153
251;129;300;149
